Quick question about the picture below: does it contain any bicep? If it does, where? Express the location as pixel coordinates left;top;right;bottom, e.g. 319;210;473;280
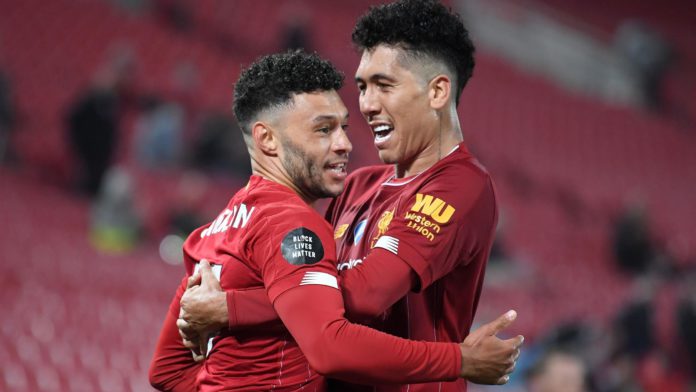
227;287;279;330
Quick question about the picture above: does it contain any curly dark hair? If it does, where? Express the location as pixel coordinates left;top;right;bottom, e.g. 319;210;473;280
233;50;344;134
352;0;475;105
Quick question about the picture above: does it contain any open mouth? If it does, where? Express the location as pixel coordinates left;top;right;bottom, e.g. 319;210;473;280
373;124;394;144
326;162;347;175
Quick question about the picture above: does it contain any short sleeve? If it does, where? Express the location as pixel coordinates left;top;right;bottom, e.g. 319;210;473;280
251;211;340;303
375;167;497;290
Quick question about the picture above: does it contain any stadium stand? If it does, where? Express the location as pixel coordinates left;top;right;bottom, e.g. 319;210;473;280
0;0;694;390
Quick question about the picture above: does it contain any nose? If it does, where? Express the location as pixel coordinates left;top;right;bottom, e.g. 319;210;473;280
333;127;352;155
359;86;381;119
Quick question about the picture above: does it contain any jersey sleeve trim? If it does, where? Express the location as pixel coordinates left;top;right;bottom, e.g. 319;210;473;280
300;271;338;289
267;268;339;304
374;235;399;254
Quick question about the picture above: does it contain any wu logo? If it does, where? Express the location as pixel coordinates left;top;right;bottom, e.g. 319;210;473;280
410;193;455;224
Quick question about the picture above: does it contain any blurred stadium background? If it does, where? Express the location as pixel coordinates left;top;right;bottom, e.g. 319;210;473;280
0;0;694;391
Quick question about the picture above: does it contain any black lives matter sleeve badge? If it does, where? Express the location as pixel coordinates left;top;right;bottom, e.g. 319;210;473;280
281;227;324;265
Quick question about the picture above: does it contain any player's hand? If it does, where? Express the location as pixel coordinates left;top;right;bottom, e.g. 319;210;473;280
458;310;524;385
178;259;228;360
179;266;206;361
186;268;202;289
177;316;206;362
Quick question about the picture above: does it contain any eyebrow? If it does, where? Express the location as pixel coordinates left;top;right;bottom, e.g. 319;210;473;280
312;113;349;123
354;73;398;84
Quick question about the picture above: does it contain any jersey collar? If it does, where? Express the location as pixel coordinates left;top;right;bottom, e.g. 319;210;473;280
382;143;464;187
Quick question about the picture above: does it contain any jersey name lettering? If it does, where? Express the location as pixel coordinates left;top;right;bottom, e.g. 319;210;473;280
201;203;255;238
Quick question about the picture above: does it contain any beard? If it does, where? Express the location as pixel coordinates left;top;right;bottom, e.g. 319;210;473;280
280;136;338;200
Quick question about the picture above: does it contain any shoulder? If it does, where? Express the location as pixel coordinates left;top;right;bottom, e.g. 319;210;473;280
265;204;328;228
222;181;331;242
243;189;334;266
261;201;332;241
257;203;334;269
405;153;496;221
422;155;493;199
437;148;491;183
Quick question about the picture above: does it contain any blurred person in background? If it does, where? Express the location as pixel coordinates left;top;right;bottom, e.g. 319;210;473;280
165;172;208;240
190;111;251;178
634;351;688;392
614;276;657;360
168;61;201;136
612;203;656;275
153;0;193;32
65;45;136;196
279;1;312;52
603;274;688;392
526;350;588;392
675;269;696;390
66;77;120;196
90;166;142;253
133;95;185;168
0;68;17;165
614;20;674;112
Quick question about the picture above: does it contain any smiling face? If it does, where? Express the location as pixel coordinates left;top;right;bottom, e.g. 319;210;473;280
272;90;351;201
355;45;441;169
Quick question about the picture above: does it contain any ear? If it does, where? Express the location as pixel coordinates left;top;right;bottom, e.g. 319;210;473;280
428;74;451;111
252;122;278;156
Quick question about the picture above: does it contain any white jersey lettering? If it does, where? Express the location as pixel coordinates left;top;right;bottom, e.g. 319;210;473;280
201;203;256;238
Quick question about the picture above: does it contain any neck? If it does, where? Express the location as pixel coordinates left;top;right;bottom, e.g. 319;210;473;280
249;152;317;206
395;108;463;178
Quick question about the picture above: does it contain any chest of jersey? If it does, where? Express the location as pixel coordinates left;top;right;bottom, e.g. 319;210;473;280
333;182;407;268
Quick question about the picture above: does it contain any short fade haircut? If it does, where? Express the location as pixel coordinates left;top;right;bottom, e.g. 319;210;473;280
352;0;475;105
233;50;344;135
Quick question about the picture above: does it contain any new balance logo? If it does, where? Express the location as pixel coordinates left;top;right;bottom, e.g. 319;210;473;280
300;272;338;289
374;236;399;255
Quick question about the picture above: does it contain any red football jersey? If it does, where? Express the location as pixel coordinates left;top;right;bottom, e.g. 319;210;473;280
327;143;498;392
184;175;335;391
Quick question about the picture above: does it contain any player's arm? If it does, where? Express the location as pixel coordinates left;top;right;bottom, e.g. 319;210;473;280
272;279;521;385
178;253;410;333
149;276;202;392
274;282;457;383
338;248;415;322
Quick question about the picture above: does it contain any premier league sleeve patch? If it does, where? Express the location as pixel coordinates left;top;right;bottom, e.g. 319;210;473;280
281;227;325;265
